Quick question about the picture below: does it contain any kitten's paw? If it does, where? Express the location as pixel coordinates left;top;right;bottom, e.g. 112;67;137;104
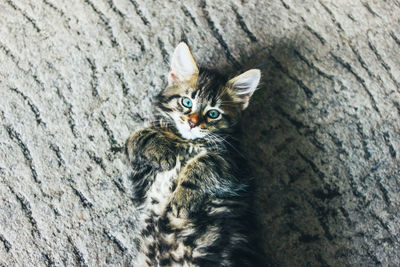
171;201;189;218
144;144;177;170
126;129;178;171
170;190;199;218
158;150;177;170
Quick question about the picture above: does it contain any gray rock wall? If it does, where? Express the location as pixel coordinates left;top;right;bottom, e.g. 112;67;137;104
0;0;399;266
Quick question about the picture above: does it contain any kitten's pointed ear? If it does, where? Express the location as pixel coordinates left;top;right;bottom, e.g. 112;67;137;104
228;69;261;110
168;42;198;84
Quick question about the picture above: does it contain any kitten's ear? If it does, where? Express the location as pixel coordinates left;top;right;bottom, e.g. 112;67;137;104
168;42;198;84
227;69;261;110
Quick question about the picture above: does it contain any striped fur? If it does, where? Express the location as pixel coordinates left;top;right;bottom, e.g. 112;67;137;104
126;43;260;266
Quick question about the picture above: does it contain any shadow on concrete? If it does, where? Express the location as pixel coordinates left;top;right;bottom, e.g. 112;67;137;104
230;38;342;266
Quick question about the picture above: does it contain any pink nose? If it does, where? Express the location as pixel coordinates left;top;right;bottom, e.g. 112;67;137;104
188;120;198;128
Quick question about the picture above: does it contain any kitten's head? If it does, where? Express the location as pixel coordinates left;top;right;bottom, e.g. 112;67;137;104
156;42;260;141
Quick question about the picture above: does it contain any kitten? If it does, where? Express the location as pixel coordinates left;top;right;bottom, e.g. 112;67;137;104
126;42;261;266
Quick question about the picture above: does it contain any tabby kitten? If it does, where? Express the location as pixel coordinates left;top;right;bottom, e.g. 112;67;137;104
126;42;261;266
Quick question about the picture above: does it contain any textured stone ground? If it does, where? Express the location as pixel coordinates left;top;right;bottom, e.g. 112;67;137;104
0;0;399;266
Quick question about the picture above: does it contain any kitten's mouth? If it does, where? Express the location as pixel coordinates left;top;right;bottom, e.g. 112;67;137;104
175;121;204;140
170;114;206;140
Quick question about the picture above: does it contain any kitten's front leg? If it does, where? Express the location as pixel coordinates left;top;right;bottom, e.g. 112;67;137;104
126;128;178;171
171;180;202;218
170;153;230;217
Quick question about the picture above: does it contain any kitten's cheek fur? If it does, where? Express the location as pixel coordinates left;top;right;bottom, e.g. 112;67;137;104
173;115;202;140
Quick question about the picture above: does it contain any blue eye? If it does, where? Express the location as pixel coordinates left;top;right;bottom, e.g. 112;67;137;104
207;109;220;119
181;97;193;108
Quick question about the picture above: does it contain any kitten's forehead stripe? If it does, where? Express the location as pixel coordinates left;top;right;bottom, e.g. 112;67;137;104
197;68;227;97
211;97;217;107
